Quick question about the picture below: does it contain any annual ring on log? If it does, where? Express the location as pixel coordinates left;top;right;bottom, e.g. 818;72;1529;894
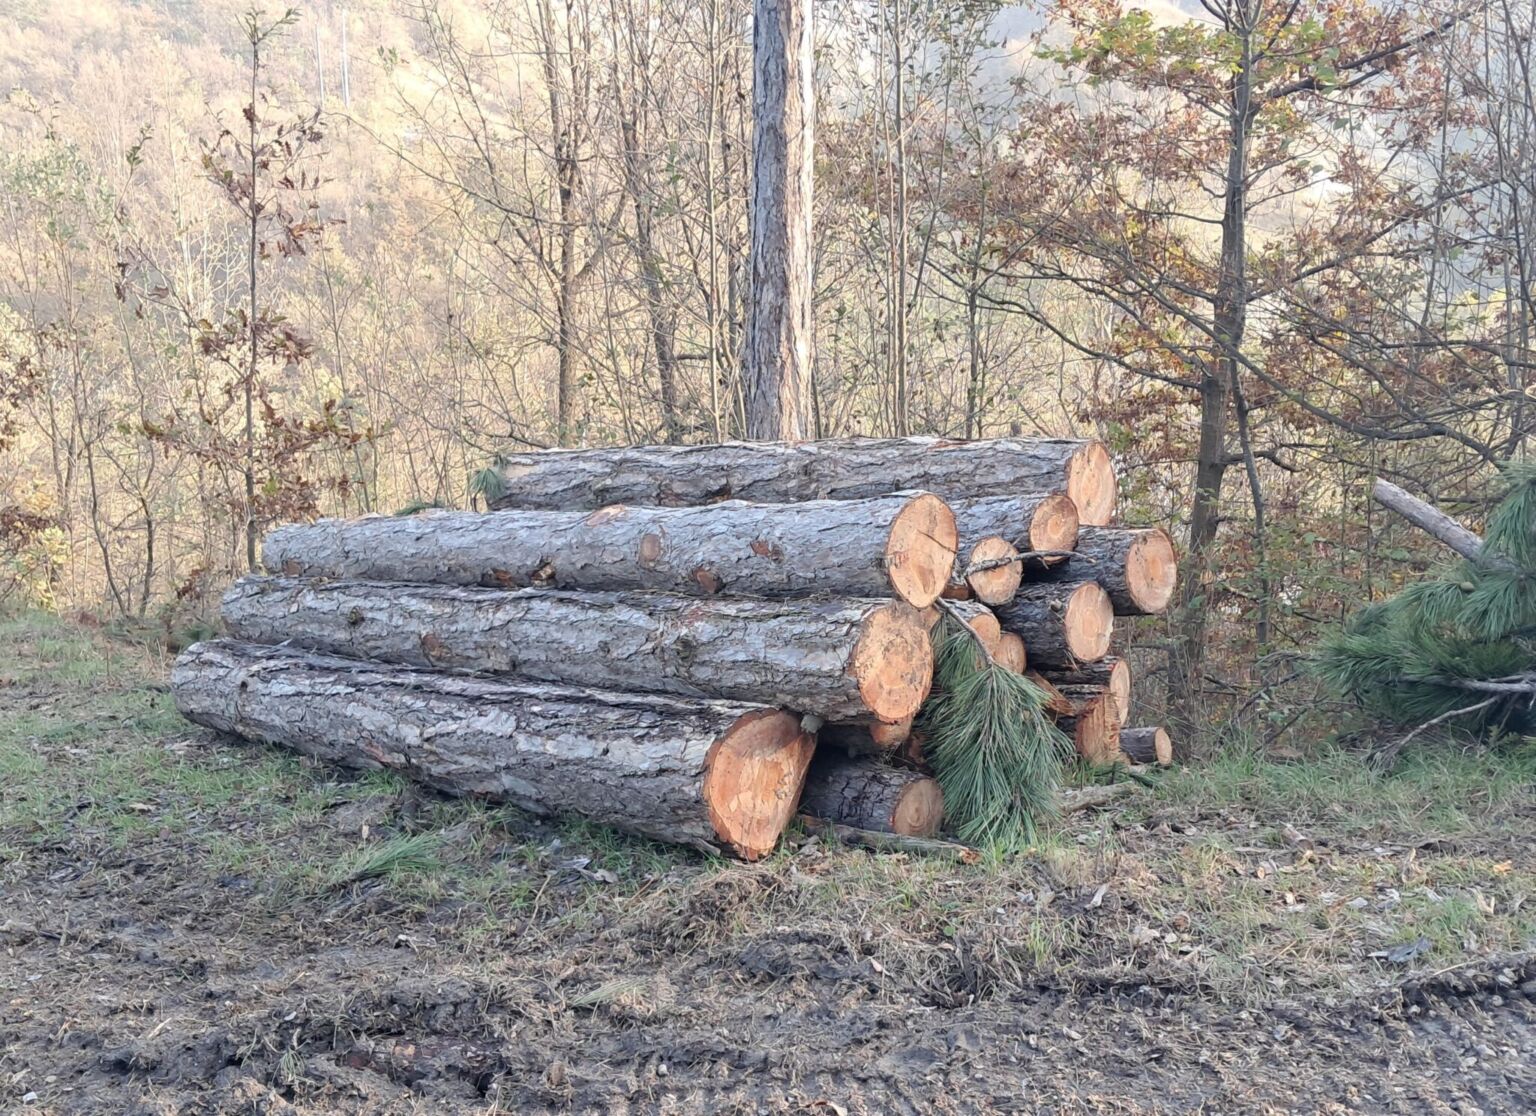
890;777;945;837
1064;583;1116;663
850;602;936;723
884;493;960;608
1066;441;1117;527
1028;493;1082;560
703;710;817;859
966;535;1022;604
1123;528;1178;613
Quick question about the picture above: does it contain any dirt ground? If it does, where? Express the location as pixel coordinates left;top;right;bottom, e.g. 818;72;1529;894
3;615;1535;1114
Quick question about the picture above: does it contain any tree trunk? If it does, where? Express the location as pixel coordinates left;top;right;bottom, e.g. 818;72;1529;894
264;492;957;608
1035;657;1131;722
1036;527;1177;615
744;0;814;440
949;493;1080;604
1370;479;1487;561
1053;685;1123;765
798;754;942;836
223;578;933;724
992;582;1113;669
173;641;814;859
489;436;1115;523
1120;726;1173;766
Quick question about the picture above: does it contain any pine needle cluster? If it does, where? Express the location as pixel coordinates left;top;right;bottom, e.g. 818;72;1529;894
918;617;1073;847
1316;464;1536;738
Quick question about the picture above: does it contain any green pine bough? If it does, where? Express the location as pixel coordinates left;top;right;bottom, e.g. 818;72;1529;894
1316;464;1536;744
918;615;1073;847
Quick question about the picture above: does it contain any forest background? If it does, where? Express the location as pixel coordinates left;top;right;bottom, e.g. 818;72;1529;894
1;0;1531;738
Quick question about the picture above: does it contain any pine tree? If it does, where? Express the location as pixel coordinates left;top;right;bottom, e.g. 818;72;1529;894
1317;466;1536;746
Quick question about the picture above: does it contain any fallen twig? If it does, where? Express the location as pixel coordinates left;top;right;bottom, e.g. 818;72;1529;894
797;815;982;863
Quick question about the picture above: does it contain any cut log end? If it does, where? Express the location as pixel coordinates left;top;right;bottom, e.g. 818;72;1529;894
1120;726;1173;766
1125;528;1178;613
966;535;1022;605
1064;582;1115;663
885;493;959;608
1057;692;1122;765
704;710;816;860
890;777;945;838
995;632;1028;674
1108;657;1132;718
850;602;935;724
1028;493;1081;565
1066;441;1116;527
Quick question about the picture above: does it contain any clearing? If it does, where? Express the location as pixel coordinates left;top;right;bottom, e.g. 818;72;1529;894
1;613;1534;1114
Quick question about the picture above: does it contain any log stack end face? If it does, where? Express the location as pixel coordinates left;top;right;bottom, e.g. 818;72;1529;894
1126;527;1178;614
891;777;945;838
1029;493;1081;561
883;493;959;608
849;602;936;724
1067;442;1117;528
1065;582;1115;664
965;535;1022;605
703;710;815;860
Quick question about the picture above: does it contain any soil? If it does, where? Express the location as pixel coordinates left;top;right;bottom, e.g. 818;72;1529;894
3;628;1535;1114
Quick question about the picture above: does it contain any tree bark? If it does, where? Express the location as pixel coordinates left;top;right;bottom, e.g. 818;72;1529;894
1120;726;1173;766
222;577;933;724
1035;657;1131;722
172;640;813;859
1370;479;1486;561
992;582;1113;669
489;436;1115;523
1035;527;1177;615
949;492;1080;604
798;753;942;836
744;0;814;440
264;492;957;608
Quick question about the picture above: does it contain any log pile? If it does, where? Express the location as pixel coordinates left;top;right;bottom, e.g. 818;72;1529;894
171;435;1176;860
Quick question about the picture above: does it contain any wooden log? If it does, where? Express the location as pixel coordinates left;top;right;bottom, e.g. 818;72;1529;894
797;754;943;837
940;599;1003;663
816;717;914;756
797;816;979;862
993;582;1113;669
1120;726;1173;766
222;577;933;725
949;493;1081;603
1035;527;1177;615
488;436;1117;526
172;640;813;860
1054;687;1123;765
995;632;1028;674
1036;657;1131;721
263;491;958;609
1025;671;1075;716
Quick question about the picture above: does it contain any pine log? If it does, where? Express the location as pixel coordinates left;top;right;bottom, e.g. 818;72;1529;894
222;577;933;725
1053;687;1123;765
1035;527;1177;615
488;436;1117;526
816;717;914;755
263;491;958;609
1120;726;1173;766
949;493;1081;603
1036;657;1131;721
995;632;1028;674
172;641;813;859
993;582;1113;669
1025;672;1075;716
797;754;943;837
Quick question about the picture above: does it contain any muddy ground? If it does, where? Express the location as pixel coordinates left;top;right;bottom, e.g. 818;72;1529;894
2;616;1534;1114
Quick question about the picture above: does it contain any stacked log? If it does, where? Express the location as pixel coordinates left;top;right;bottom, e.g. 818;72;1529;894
169;433;1177;856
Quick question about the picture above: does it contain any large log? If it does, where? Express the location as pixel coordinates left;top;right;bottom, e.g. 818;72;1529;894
223;577;933;724
263;491;957;609
1120;726;1173;766
172;641;813;860
488;436;1117;526
1053;687;1123;764
798;754;943;837
1036;657;1131;721
949;494;1081;604
1035;527;1177;615
993;582;1113;669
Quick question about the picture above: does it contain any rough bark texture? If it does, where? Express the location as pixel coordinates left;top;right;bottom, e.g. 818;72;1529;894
264;492;956;608
745;0;814;440
949;492;1081;576
488;437;1115;522
172;640;813;859
993;582;1113;669
1036;658;1131;722
1036;527;1177;615
1120;726;1173;767
222;577;933;724
798;754;942;836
